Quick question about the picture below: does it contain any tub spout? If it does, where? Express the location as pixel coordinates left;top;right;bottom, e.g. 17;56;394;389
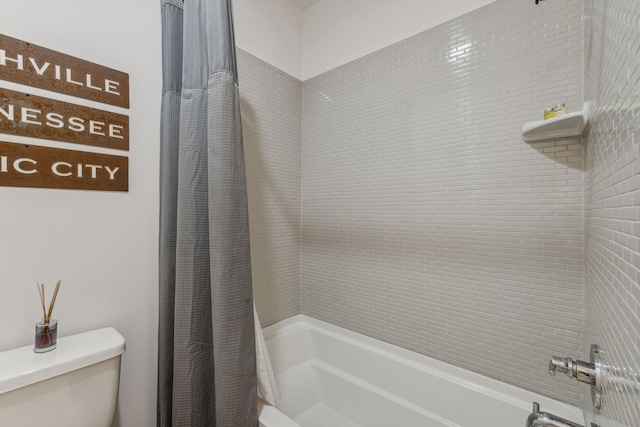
526;402;584;427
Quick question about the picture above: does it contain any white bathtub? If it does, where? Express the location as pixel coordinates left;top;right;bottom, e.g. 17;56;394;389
257;315;584;427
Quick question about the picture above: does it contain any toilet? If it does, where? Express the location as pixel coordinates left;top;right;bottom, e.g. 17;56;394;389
0;327;125;427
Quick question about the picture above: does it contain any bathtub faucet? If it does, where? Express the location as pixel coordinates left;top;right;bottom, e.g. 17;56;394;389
526;402;585;427
548;344;602;409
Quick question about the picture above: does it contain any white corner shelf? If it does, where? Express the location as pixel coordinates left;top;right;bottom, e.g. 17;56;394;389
521;102;590;142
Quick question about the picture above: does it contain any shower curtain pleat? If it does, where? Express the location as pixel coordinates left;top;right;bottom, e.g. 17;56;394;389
158;1;257;426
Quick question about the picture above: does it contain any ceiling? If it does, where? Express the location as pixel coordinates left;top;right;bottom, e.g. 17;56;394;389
289;0;321;10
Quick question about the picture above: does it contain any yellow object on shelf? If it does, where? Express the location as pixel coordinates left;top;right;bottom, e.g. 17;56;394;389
544;108;555;120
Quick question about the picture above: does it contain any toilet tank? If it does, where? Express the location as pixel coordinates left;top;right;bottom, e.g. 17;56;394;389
0;327;126;427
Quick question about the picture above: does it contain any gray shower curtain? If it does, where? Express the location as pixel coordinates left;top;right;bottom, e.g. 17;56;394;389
158;0;257;426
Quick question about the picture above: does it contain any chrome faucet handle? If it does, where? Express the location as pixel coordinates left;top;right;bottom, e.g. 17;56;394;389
547;346;603;410
549;356;573;377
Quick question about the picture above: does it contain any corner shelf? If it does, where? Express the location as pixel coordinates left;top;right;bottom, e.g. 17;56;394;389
521;102;590;142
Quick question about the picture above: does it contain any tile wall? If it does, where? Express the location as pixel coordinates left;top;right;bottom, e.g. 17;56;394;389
584;0;640;426
238;50;302;326
237;0;640;417
301;0;586;405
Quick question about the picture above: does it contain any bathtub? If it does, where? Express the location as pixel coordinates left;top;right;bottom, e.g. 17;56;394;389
257;315;584;427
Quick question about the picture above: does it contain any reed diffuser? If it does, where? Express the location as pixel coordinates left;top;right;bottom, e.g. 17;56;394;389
34;280;61;353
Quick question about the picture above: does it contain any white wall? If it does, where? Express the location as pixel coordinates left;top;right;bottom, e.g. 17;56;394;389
0;1;161;426
234;0;498;81
234;0;303;79
302;0;496;79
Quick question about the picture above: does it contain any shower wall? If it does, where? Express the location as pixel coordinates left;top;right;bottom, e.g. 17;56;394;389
301;0;585;405
584;1;640;426
238;50;303;326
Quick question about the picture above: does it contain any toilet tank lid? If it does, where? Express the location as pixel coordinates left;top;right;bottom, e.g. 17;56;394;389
0;327;126;395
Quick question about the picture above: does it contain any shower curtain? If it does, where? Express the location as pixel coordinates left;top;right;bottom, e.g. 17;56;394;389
158;0;257;426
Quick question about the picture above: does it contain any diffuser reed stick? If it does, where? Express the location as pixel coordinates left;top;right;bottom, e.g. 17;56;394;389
47;280;61;322
36;280;61;325
36;283;47;320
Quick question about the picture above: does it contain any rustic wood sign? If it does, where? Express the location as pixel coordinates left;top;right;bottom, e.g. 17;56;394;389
0;141;128;191
0;87;129;150
0;33;129;108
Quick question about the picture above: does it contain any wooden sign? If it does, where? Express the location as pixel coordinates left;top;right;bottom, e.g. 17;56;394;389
0;141;128;191
0;34;129;108
0;87;129;150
